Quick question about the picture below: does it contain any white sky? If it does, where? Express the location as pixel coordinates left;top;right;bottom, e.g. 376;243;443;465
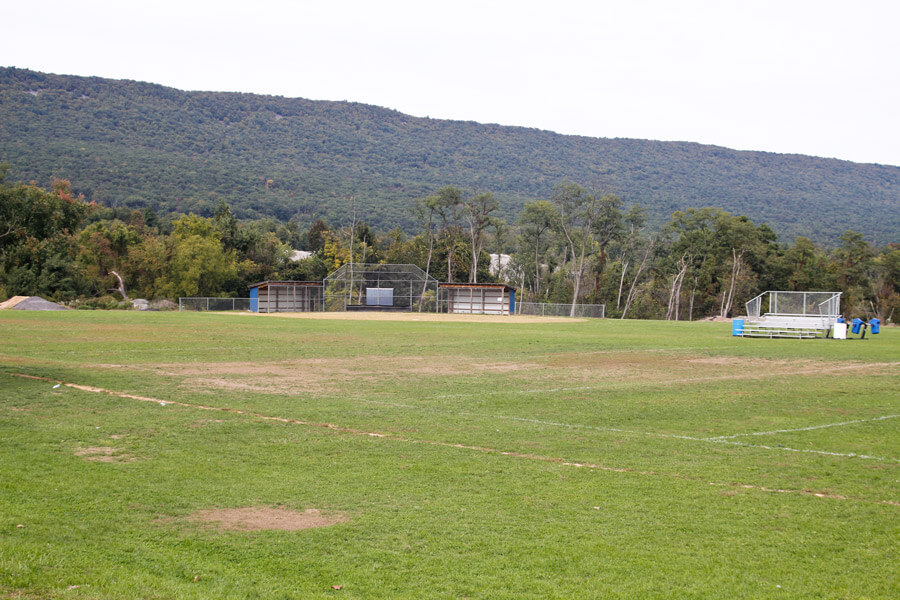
4;0;900;166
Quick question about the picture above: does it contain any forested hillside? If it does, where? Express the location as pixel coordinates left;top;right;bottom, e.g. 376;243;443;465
1;67;898;243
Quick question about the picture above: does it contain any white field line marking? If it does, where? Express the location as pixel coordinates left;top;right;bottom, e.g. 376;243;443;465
432;362;899;400
19;365;886;462
12;373;898;506
706;414;900;440
706;438;894;461
350;399;899;462
435;385;597;399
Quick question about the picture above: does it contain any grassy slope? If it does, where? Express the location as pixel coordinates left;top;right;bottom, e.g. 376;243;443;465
1;311;898;599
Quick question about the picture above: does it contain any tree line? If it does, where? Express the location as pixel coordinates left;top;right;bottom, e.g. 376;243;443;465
1;170;898;321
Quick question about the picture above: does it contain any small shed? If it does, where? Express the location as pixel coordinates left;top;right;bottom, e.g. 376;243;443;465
249;281;323;313
439;283;516;315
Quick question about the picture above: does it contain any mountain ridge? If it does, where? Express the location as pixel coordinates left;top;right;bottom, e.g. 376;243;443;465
1;66;898;244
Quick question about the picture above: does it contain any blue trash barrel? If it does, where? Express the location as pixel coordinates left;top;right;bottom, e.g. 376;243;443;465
732;319;744;336
870;318;880;334
837;317;845;323
851;318;863;334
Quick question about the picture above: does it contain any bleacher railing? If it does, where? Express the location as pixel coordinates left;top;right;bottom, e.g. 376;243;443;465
745;291;841;320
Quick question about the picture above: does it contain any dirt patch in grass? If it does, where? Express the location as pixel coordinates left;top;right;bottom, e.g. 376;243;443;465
543;353;898;386
687;356;746;365
218;311;581;323
155;354;539;396
189;507;347;531
144;351;898;397
189;418;226;428
74;446;133;462
542;351;692;371
0;354;53;366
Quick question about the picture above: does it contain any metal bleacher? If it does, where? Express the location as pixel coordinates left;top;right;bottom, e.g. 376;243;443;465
738;291;842;339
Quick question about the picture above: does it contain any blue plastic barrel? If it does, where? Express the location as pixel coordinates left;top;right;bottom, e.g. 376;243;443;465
732;319;744;336
837;317;846;323
851;318;863;334
870;318;880;334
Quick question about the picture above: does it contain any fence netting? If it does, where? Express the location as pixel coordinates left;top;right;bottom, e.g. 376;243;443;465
516;302;605;318
179;298;252;311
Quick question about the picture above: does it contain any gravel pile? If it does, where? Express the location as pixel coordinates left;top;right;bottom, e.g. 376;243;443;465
9;296;68;310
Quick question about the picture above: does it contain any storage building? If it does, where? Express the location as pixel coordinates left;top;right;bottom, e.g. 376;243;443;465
249;281;323;313
439;283;516;315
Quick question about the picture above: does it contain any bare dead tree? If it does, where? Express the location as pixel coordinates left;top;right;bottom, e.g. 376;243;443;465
343;198;359;304
616;259;629;312
414;196;439;312
688;274;699;321
665;254;690;320
109;270;128;300
553;183;600;317
621;237;655;319
720;248;746;318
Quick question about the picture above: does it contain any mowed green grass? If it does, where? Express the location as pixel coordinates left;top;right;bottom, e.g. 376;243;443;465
1;311;898;599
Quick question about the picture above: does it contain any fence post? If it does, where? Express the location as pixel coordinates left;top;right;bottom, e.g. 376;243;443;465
206;298;209;311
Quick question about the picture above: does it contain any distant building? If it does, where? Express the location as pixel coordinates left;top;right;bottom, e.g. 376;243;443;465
289;250;314;262
489;253;511;277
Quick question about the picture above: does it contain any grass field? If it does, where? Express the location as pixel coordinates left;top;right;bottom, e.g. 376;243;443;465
1;311;898;599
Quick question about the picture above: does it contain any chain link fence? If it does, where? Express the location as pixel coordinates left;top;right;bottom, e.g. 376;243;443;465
323;264;439;312
178;296;607;318
179;298;252;311
516;302;605;318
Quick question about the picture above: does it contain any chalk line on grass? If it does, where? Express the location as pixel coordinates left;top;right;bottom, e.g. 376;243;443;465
10;373;389;438
431;361;899;400
435;385;597;399
10;372;897;506
492;414;898;461
706;415;900;440
349;397;899;462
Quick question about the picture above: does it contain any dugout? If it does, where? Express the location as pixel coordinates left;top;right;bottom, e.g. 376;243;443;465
249;281;323;313
439;283;516;315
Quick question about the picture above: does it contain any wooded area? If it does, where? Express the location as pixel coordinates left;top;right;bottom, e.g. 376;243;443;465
2;67;899;244
2;171;897;321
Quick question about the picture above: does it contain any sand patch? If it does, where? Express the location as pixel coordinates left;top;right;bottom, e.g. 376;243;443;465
0;296;29;310
155;354;539;396
189;507;347;531
687;356;746;365
241;311;583;324
189;418;226;428
74;446;133;462
144;350;898;398
0;354;53;366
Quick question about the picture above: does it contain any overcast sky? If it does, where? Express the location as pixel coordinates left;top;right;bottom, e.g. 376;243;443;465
4;0;899;166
